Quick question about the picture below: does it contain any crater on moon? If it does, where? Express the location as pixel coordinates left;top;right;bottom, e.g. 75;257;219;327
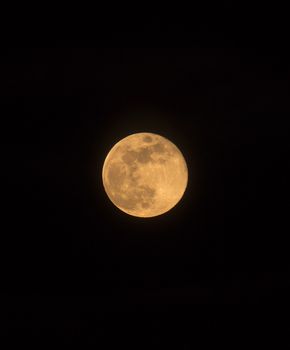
143;135;153;143
102;132;188;217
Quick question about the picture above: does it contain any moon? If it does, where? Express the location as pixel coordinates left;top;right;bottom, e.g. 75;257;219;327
102;132;188;218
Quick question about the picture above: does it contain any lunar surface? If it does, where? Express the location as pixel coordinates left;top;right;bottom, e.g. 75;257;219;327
102;132;188;217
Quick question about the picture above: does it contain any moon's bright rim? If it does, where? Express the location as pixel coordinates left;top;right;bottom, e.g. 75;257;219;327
102;132;188;218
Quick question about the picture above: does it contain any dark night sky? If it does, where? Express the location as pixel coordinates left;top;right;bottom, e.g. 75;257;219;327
1;6;289;347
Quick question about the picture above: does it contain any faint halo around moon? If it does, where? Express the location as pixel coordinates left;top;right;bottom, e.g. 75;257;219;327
102;132;188;218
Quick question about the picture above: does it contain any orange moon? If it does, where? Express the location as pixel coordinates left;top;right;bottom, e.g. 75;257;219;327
102;132;188;217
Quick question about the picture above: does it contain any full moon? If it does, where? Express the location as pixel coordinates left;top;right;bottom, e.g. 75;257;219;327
102;132;188;217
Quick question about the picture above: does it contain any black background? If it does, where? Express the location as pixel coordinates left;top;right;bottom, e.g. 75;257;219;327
1;5;289;347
